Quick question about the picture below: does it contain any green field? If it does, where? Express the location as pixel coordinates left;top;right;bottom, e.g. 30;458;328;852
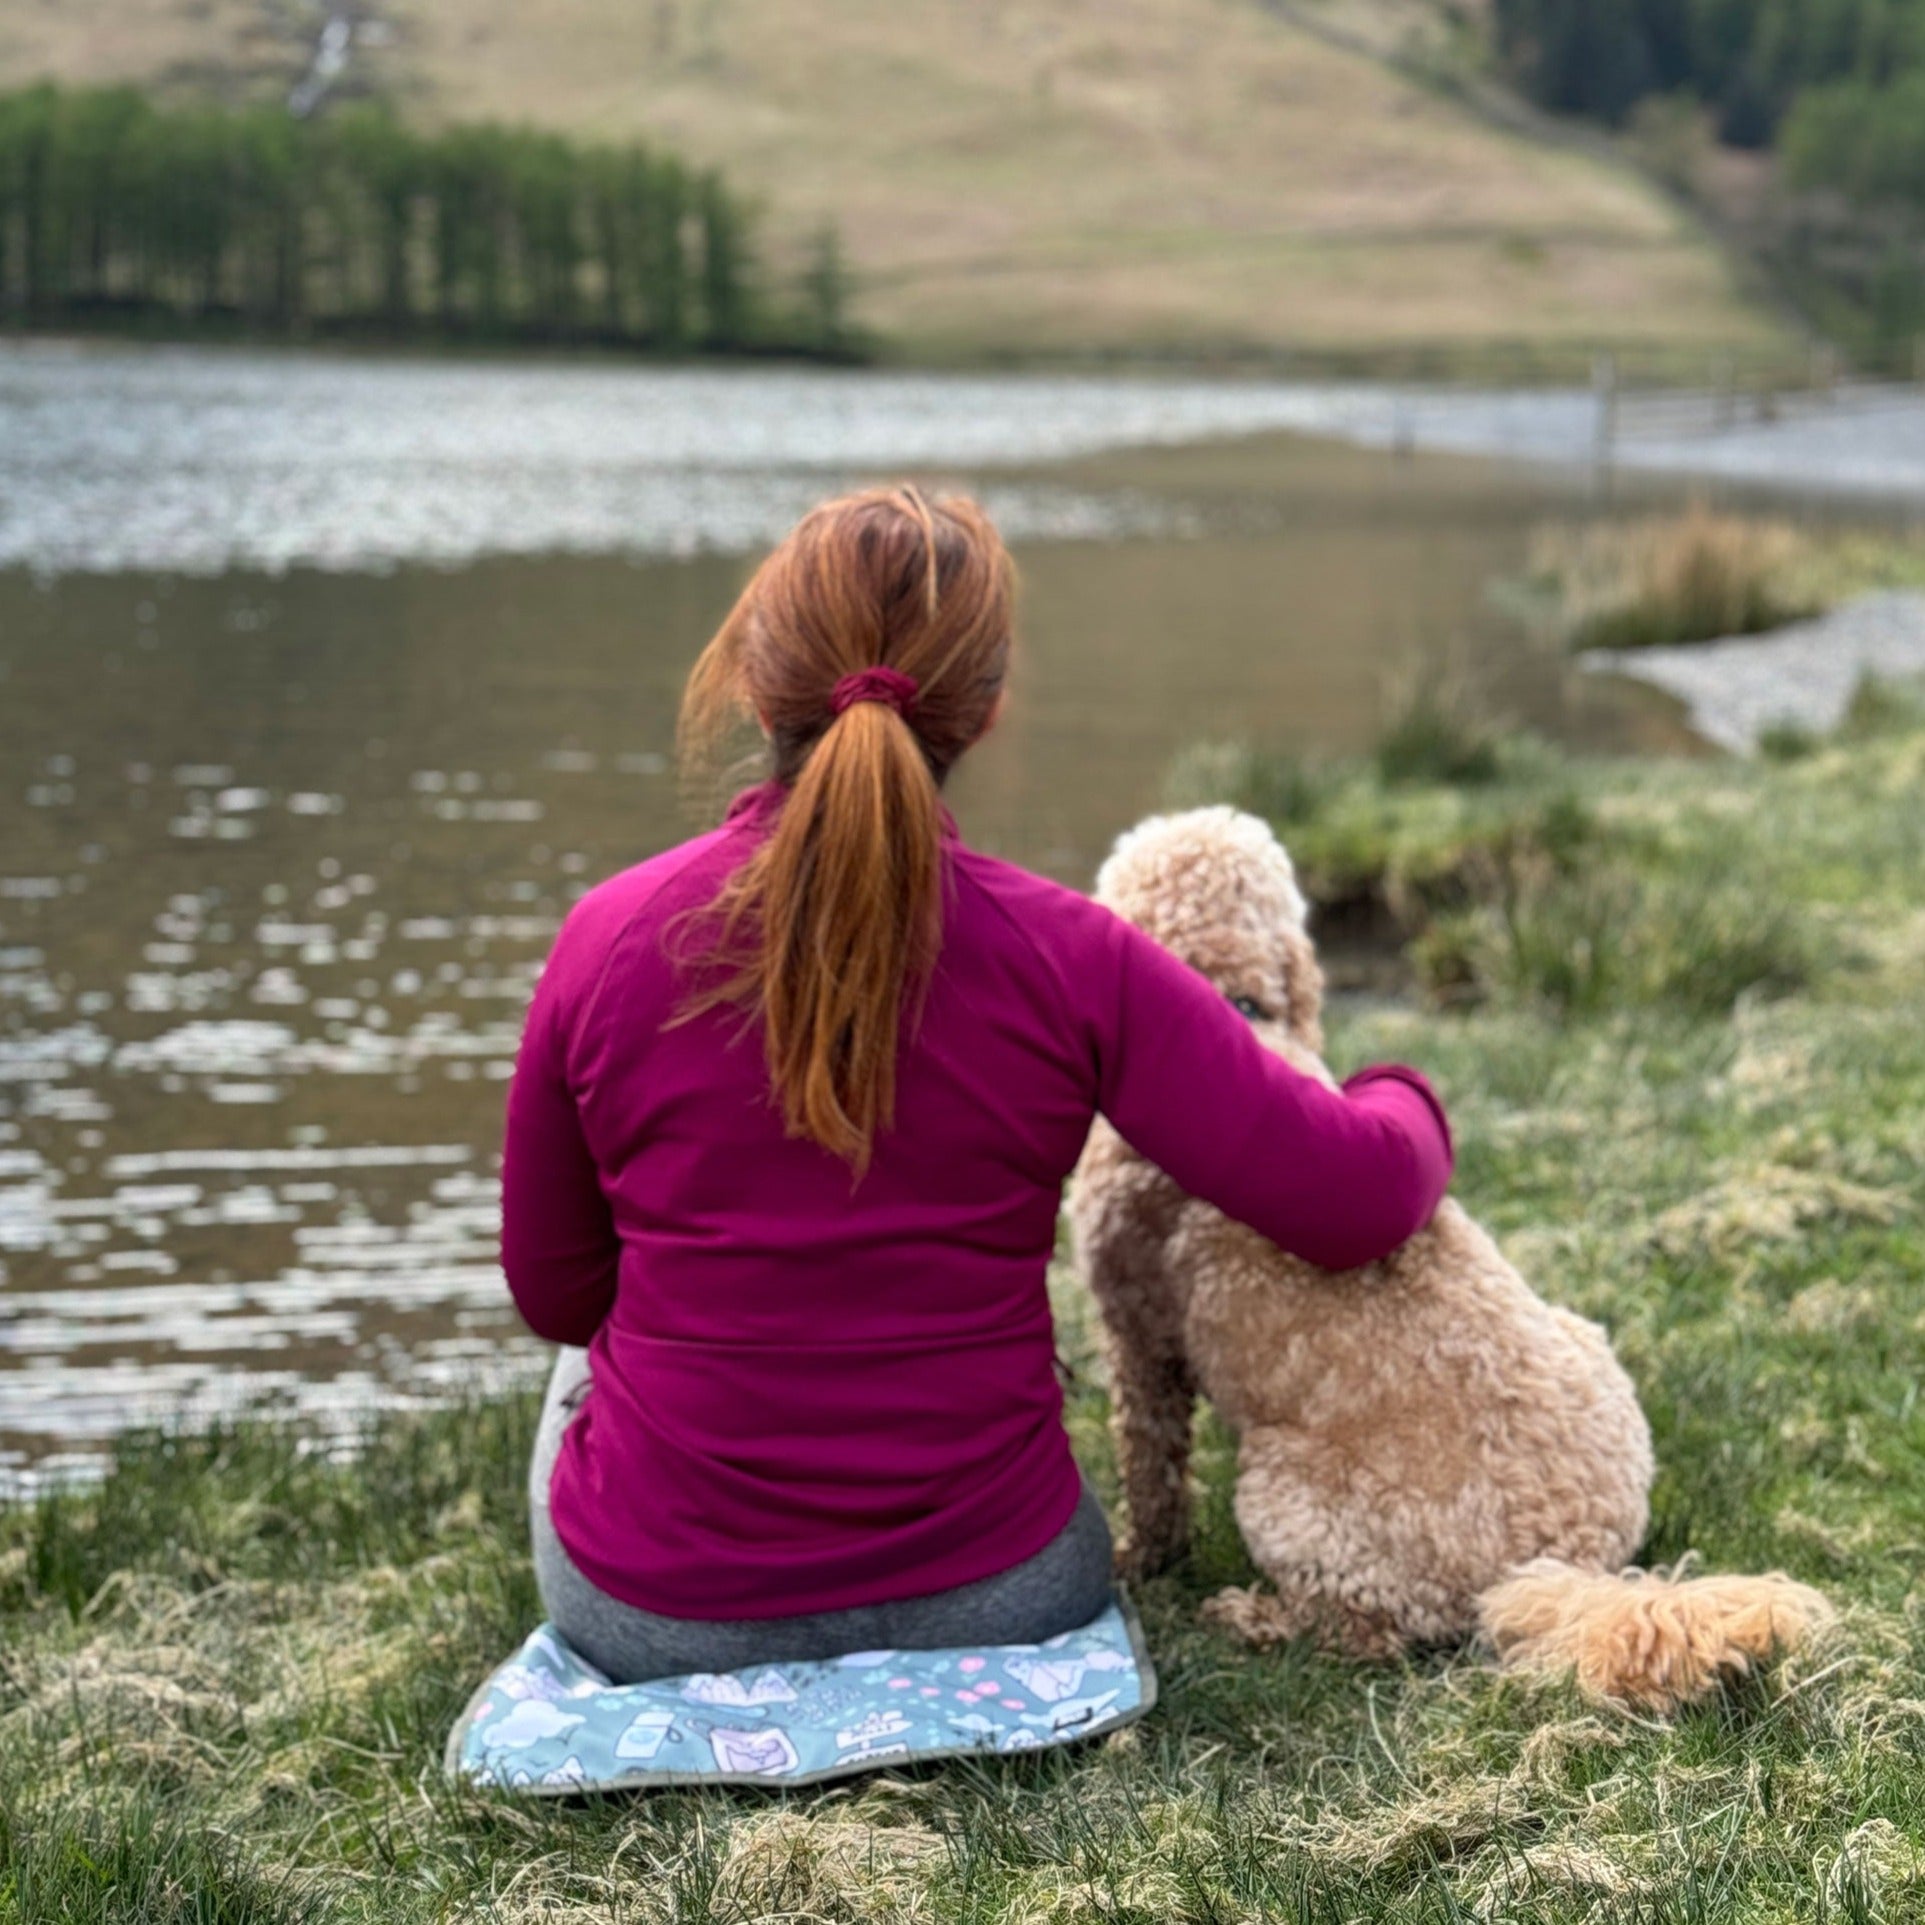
6;695;1925;1921
0;0;1789;366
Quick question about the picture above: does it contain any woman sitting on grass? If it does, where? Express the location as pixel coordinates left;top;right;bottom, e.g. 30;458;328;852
500;485;1454;1683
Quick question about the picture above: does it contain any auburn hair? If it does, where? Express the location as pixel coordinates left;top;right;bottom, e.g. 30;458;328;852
675;485;1015;1174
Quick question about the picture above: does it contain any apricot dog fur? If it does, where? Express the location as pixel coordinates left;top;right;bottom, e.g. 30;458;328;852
1069;808;1828;1712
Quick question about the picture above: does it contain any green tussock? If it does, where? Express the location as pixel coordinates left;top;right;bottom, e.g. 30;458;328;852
1169;693;1925;1020
1515;504;1925;654
1370;666;1508;790
5;726;1925;1920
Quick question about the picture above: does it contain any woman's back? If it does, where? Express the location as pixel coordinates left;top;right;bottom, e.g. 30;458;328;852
507;780;1450;1620
503;483;1450;1670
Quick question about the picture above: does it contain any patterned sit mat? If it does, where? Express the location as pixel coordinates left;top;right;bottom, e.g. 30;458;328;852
447;1595;1154;1792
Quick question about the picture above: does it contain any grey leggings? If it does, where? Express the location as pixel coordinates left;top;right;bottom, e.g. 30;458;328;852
529;1347;1115;1684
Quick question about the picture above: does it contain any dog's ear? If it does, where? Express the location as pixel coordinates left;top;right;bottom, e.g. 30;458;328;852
1280;925;1325;1054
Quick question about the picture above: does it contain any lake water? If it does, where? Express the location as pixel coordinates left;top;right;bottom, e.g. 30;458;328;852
0;344;1743;1484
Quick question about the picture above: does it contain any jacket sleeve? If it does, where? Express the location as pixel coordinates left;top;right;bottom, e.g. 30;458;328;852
1091;915;1453;1271
500;931;620;1345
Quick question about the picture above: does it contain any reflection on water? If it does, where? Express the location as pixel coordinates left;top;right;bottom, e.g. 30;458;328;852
0;345;1374;575
0;358;1686;1483
10;343;1920;582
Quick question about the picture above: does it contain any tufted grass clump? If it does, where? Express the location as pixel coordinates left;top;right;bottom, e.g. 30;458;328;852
1372;666;1506;787
1522;504;1925;655
1758;719;1821;761
1527;501;1819;651
1838;670;1925;742
1162;739;1331;824
1413;854;1811;1018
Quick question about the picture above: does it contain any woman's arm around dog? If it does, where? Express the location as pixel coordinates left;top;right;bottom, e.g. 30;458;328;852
1087;914;1453;1272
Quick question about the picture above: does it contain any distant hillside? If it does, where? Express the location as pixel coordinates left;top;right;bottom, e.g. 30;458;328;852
0;0;1788;368
1480;0;1925;367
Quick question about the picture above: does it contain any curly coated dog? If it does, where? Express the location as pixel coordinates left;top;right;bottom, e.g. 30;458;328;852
1069;807;1829;1712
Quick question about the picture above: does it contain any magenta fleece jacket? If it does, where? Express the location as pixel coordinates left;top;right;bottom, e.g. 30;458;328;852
502;783;1453;1619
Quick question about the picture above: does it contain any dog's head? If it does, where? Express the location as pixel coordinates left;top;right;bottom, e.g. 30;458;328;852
1094;807;1324;1053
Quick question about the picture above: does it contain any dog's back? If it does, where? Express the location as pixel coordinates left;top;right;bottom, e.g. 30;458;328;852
1175;1184;1653;1643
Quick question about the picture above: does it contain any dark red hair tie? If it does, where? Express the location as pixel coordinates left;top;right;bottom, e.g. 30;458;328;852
830;666;920;721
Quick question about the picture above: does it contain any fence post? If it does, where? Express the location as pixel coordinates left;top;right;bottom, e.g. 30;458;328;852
1592;351;1618;488
1391;397;1414;460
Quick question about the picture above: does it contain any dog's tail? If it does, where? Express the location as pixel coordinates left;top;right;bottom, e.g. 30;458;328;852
1476;1558;1833;1713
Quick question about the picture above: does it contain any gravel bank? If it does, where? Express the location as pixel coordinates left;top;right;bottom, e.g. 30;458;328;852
1581;591;1925;752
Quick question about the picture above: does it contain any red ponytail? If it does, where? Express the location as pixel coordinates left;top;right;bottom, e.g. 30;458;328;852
676;486;1014;1173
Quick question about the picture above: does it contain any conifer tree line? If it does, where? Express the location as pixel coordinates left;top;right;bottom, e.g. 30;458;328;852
1491;0;1925;194
0;85;853;354
1490;1;1925;361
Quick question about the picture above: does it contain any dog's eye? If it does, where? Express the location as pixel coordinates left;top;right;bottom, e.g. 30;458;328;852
1229;994;1270;1022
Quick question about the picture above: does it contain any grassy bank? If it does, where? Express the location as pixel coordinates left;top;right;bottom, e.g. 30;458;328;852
6;716;1925;1920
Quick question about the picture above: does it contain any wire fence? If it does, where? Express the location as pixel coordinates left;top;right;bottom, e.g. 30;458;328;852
1592;345;1925;468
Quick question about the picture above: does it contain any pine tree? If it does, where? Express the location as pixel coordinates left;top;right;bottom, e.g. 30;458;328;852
696;170;752;350
800;220;852;356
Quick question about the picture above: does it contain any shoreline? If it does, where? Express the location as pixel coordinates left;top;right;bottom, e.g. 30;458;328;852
7;338;1924;519
1582;590;1925;753
0;322;1795;388
4;344;1922;584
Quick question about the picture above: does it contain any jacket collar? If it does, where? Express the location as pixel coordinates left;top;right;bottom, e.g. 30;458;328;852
725;778;960;843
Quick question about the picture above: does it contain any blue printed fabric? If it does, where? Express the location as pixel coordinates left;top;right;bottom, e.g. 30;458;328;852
446;1596;1154;1792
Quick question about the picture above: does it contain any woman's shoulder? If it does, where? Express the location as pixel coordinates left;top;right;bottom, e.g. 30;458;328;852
949;844;1132;974
542;818;745;998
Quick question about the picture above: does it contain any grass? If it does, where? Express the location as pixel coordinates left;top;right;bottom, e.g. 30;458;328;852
1525;503;1820;652
1519;502;1925;653
1369;664;1508;788
5;717;1925;1920
1165;674;1923;1018
0;0;1786;365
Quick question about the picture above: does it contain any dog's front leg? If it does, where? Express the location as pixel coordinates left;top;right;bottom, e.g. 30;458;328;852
1070;1125;1197;1577
1106;1329;1198;1576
